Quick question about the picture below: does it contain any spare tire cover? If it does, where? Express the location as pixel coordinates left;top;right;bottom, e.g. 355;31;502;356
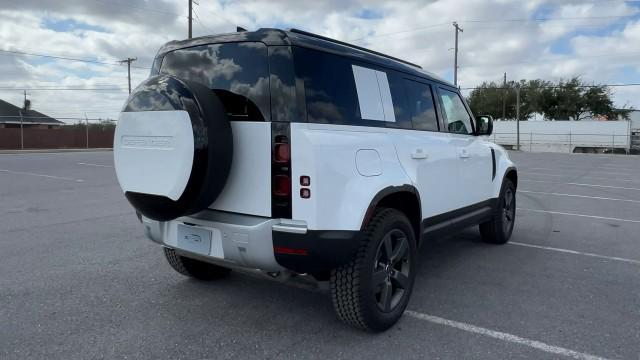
114;74;232;221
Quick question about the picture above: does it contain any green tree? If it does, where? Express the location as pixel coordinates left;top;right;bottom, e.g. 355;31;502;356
467;77;633;120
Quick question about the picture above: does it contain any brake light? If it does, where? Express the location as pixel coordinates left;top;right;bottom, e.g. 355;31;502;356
273;175;291;197
272;127;292;218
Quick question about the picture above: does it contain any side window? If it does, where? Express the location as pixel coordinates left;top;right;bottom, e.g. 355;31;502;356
404;80;438;131
292;47;360;124
351;65;395;122
386;73;412;129
439;88;473;134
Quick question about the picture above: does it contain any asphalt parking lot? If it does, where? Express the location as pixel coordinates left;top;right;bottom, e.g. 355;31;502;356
1;150;639;360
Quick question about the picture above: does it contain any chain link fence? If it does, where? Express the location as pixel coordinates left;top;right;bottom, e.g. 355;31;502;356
490;131;634;154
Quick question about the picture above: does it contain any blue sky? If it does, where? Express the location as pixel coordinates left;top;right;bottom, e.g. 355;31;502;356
0;0;639;121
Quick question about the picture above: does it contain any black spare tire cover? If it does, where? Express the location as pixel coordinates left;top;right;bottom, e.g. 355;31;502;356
120;74;232;221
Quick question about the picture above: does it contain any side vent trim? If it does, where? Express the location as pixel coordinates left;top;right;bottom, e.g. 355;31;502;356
491;148;496;181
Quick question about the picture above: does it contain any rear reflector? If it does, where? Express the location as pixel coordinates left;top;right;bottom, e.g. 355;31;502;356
274;246;308;255
273;175;292;197
300;188;310;199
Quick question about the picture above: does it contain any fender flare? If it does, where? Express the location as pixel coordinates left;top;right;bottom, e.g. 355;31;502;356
360;184;422;238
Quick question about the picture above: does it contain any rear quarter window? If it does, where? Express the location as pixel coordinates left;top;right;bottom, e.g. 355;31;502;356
292;47;362;125
160;42;270;121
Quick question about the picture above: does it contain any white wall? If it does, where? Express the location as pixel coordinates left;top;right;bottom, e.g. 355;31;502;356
490;120;631;153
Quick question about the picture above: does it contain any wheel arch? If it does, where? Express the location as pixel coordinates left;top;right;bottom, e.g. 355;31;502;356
361;185;422;246
504;166;518;188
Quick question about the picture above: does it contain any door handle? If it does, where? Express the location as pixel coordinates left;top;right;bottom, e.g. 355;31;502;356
457;148;470;158
411;149;428;159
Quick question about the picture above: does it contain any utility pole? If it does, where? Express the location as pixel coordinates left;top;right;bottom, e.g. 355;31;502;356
516;84;521;151
20;90;28;150
502;72;507;121
188;0;193;39
85;112;89;149
19;110;24;150
119;57;137;94
452;22;463;86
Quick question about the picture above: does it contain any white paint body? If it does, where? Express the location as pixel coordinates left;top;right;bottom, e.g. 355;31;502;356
289;123;510;231
119;61;515;274
209;122;272;217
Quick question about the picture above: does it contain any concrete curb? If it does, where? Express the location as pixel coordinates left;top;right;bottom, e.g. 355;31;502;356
0;148;113;154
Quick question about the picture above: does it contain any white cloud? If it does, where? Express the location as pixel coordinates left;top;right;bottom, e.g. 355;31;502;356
0;0;638;123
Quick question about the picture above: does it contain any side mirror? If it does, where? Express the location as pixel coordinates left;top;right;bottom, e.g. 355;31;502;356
476;115;493;136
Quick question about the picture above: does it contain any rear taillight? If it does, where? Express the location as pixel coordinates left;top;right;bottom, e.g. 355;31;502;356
273;175;291;197
274;143;290;163
272;125;292;218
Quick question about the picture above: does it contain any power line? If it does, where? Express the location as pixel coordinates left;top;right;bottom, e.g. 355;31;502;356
349;23;449;42
0;87;125;91
350;14;637;42
462;51;640;68
89;0;186;18
460;83;640;90
0;84;125;89
467;14;637;23
193;8;215;34
119;57;138;93
0;49;150;69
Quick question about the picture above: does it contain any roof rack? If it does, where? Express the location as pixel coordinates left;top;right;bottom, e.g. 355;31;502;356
288;28;422;69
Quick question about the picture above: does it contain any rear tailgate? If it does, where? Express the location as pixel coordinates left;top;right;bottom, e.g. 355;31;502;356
158;41;273;217
209;122;272;216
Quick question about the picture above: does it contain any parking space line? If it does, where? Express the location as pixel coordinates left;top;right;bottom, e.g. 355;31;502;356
519;190;640;204
524;168;635;176
521;179;640;191
0;169;84;182
510;242;640;266
520;172;640;184
405;311;609;360
518;208;640;224
77;162;113;168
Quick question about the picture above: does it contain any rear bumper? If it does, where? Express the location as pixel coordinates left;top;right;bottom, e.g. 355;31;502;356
142;210;360;274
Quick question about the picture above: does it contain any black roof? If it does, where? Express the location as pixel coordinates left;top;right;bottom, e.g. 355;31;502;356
0;99;63;124
156;28;451;87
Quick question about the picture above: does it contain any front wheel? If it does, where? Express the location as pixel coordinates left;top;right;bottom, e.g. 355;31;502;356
479;178;516;244
330;208;417;332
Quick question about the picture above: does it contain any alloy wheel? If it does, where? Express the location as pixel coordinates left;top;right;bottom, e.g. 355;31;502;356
372;229;411;313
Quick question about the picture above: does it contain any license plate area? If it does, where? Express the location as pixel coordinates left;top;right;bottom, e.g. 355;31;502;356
177;223;223;258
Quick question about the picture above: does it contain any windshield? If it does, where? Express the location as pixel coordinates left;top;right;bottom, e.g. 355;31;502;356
159;42;270;121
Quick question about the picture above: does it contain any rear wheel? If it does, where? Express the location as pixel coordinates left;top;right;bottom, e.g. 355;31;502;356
163;248;231;280
480;178;516;244
330;208;416;332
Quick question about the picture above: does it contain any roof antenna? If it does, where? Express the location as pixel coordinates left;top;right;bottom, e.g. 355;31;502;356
236;26;248;32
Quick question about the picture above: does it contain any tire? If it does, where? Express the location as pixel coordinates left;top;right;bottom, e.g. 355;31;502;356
163;248;231;280
118;74;233;222
330;208;417;332
479;178;516;244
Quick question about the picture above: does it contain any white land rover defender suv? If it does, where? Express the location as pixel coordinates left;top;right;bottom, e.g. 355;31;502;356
113;28;517;332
